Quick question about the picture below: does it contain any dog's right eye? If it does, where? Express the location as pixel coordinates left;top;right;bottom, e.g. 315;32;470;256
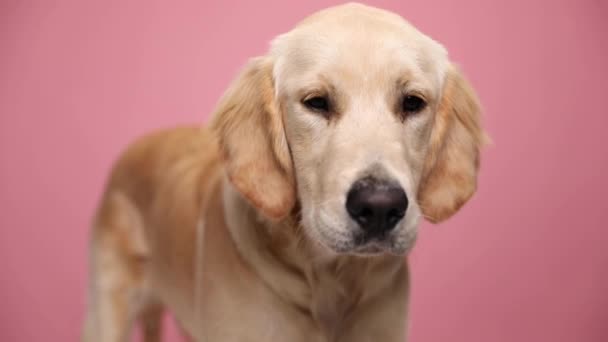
303;96;330;112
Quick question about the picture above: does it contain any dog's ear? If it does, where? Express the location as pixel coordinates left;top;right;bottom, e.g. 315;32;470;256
418;65;487;223
210;57;295;220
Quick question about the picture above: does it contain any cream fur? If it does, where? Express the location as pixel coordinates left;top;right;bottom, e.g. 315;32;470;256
83;3;485;341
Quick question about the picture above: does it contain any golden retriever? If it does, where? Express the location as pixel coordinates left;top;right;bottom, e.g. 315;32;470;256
83;3;486;341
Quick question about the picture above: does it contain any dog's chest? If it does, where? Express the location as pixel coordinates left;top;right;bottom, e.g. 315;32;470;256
307;270;363;340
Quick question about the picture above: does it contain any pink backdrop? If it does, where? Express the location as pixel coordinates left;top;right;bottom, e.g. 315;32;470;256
1;0;607;341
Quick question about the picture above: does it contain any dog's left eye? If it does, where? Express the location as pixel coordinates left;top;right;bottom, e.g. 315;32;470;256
402;95;426;113
303;96;330;112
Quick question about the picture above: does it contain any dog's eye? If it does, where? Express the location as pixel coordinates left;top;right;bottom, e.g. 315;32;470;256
303;96;330;112
402;95;426;113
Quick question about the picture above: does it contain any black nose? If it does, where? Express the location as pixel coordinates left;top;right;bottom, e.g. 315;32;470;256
346;177;408;237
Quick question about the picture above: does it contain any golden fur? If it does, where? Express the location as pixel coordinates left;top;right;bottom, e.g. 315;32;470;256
83;3;485;341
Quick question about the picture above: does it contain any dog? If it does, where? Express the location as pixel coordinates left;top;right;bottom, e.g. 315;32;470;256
82;3;486;341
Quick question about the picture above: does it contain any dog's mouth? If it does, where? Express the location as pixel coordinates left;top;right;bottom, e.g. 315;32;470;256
350;229;417;256
353;243;386;255
313;231;414;257
343;232;394;255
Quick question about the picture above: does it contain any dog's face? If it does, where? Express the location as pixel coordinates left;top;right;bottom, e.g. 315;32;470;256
213;4;485;257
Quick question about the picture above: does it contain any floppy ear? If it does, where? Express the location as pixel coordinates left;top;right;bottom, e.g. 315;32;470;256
210;57;295;220
418;65;487;223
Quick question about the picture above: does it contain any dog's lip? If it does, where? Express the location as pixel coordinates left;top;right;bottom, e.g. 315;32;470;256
351;232;415;256
354;229;397;245
352;238;393;254
355;244;385;254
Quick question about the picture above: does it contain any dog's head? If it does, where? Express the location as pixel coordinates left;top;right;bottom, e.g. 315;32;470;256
212;3;486;256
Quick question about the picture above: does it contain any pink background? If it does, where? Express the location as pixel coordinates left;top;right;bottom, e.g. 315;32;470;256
1;0;607;341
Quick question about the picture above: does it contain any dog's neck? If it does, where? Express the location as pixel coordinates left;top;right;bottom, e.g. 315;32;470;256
220;178;407;336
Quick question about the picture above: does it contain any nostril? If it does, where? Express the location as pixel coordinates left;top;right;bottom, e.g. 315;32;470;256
387;208;403;219
387;208;405;226
352;208;373;226
359;207;372;220
387;208;399;218
348;206;373;225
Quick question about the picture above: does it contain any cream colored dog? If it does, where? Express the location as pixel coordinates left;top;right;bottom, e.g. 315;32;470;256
83;3;486;341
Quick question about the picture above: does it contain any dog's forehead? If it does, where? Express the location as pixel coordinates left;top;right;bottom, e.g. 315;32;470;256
271;4;448;93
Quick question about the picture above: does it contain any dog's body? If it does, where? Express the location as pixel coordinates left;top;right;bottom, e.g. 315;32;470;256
83;4;485;341
83;126;409;341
